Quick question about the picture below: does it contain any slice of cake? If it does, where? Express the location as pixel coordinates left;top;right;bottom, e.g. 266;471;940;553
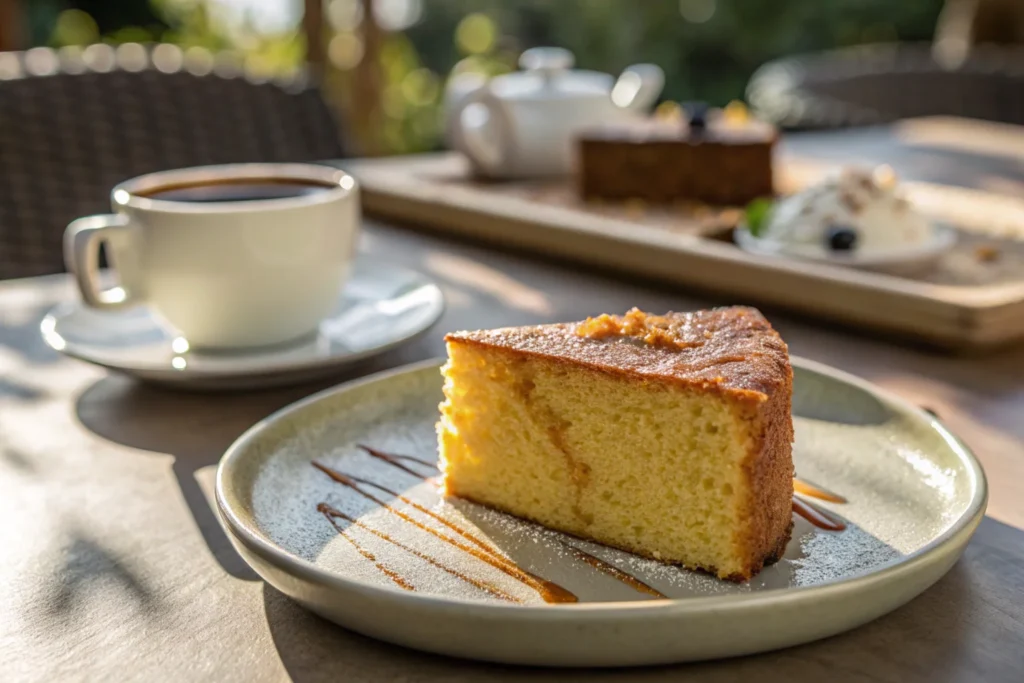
576;107;777;206
438;307;793;581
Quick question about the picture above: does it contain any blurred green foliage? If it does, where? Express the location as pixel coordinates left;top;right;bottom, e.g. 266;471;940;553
26;0;945;154
407;0;944;106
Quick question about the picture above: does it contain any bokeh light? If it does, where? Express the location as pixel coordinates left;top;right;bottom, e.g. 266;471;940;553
208;0;301;35
23;48;59;77
375;0;424;32
380;36;418;82
401;68;440;107
82;43;116;73
57;46;87;74
27;0;944;158
327;0;364;32
151;44;184;73
51;9;99;46
183;45;214;76
679;0;716;24
0;53;22;81
654;100;685;122
455;13;497;56
328;32;364;70
115;43;149;72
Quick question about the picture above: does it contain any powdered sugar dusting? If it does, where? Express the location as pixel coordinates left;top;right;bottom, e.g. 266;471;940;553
793;524;903;585
239;361;973;605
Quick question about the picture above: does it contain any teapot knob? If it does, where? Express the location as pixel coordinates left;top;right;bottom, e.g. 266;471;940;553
519;47;574;85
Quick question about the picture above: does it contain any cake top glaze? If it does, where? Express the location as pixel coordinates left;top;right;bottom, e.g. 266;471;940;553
446;306;791;400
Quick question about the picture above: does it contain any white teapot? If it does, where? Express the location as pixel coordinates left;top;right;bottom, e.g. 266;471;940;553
448;47;664;179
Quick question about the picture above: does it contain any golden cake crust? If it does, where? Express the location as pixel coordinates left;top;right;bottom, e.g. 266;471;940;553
445;306;790;404
729;359;794;580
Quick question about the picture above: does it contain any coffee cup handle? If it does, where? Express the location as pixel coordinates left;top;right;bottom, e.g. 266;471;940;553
64;214;139;309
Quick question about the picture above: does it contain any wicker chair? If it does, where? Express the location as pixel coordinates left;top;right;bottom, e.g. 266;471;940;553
0;43;346;280
746;42;1024;130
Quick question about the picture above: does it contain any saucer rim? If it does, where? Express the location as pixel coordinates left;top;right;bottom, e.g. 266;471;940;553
40;259;446;381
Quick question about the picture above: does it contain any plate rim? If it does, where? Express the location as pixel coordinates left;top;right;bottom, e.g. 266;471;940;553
215;355;988;618
39;259;446;379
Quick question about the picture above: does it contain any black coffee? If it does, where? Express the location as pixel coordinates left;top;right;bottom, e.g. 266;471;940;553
139;178;334;203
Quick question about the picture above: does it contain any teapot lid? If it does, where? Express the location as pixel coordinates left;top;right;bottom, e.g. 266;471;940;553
489;47;613;102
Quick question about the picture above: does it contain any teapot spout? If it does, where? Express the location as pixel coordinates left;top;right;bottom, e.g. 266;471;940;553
611;64;664;112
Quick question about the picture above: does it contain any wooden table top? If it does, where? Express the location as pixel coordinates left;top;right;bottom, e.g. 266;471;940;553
3;123;1024;682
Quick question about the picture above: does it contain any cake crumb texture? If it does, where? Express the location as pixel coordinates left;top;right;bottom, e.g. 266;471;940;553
439;307;794;581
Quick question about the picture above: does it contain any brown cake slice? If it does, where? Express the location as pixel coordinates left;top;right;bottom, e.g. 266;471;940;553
577;114;777;206
438;307;794;581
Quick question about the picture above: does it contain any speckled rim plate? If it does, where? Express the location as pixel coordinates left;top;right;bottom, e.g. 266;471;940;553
216;356;986;666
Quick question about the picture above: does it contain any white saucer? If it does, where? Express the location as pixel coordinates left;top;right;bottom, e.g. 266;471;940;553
40;260;445;390
734;221;957;275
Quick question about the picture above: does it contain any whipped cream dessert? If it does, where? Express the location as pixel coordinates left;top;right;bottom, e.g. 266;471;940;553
756;166;931;252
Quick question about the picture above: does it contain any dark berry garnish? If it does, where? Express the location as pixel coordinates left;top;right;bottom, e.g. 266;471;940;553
827;225;858;251
686;101;708;130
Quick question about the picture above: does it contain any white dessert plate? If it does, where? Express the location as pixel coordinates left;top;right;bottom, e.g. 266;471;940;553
39;259;444;391
734;221;957;274
216;357;986;666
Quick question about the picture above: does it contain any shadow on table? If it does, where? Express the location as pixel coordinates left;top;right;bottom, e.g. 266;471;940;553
261;516;1023;682
0;299;64;367
72;348;425;582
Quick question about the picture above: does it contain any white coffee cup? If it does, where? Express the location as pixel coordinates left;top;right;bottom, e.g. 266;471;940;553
64;163;359;349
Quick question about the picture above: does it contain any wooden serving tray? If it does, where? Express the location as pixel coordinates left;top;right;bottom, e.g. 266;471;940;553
340;151;1024;350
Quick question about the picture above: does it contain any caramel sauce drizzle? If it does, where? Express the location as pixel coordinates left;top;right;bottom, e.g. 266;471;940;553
316;506;416;591
557;541;666;599
358;444;436;478
792;477;848;531
791;497;846;531
312;461;577;603
343;472;497;554
354;447;670;598
793;478;847;504
314;448;851;602
317;503;517;602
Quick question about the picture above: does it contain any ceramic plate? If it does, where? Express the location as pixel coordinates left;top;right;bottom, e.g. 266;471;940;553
39;259;444;390
734;222;957;274
216;357;986;666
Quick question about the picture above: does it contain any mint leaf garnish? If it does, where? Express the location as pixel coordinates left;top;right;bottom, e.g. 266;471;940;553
745;198;774;238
